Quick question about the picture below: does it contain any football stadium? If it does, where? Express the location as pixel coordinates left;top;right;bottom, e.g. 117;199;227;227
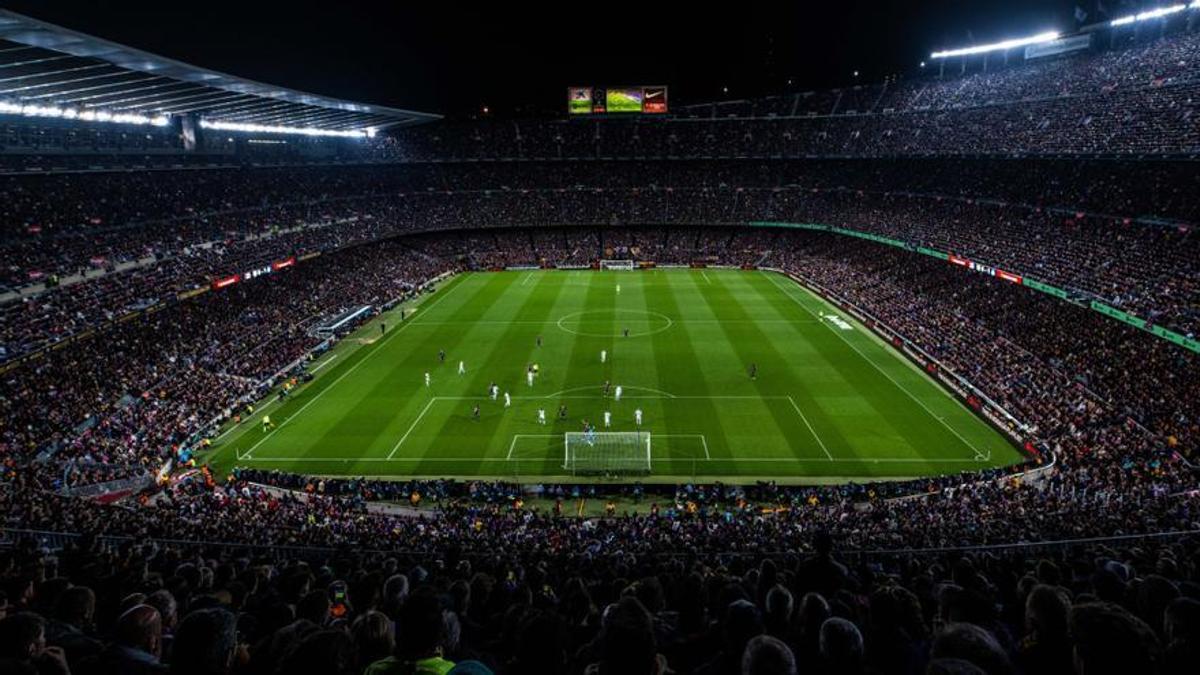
1;2;1199;674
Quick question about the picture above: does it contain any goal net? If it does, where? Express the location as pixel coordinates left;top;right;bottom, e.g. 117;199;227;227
563;431;651;475
599;259;635;271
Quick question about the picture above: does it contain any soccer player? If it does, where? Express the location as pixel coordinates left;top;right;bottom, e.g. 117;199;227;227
558;404;568;420
458;360;466;375
424;372;431;387
600;349;607;363
438;349;445;364
603;380;611;397
623;327;629;338
603;410;611;428
634;408;643;427
537;408;546;425
380;322;386;335
504;391;511;408
489;383;498;400
526;367;535;387
614;385;623;402
262;415;274;432
472;404;480;421
749;363;758;380
585;422;596;446
616;284;621;294
536;335;542;348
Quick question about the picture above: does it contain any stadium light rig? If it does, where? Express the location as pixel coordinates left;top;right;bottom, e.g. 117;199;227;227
930;31;1060;59
1110;4;1191;26
199;119;370;138
0;102;169;127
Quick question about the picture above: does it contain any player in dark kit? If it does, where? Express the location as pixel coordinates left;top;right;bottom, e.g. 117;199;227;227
380;322;386;335
558;404;568;420
536;335;542;348
603;380;611;397
749;363;758;380
438;349;446;364
472;404;481;420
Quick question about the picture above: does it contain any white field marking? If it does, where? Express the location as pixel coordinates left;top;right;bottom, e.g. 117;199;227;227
408;318;816;326
786;396;834;460
544;385;677;399
507;434;561;460
236;276;469;461
700;270;712;284
521;272;535;286
432;394;799;401
215;397;283;444
653;433;711;460
387;398;438;459
309;354;338;373
765;272;982;460
239;454;990;464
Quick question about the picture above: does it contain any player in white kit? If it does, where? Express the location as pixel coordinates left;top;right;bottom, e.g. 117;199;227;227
614;385;623;402
600;349;607;363
504;391;511;408
603;411;611;427
527;369;534;387
634;408;643;426
458;361;466;375
424;372;430;387
537;408;546;425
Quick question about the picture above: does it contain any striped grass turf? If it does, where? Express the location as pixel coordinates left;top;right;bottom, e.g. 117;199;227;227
203;269;1024;484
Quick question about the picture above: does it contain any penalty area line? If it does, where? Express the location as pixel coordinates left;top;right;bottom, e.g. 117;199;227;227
787;396;833;461
236;276;468;462
388;398;439;459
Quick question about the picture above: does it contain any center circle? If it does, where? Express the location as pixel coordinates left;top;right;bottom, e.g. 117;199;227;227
555;309;674;338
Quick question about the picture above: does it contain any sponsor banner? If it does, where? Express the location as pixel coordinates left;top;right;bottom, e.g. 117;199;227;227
917;247;949;260
1090;301;1147;330
271;257;295;271
177;287;210;301
638;261;657;269
1149;326;1200;354
298;251;321;262
967;260;997;277
212;275;240;290
1023;277;1069;299
242;264;273;282
996;269;1023;284
948;255;970;267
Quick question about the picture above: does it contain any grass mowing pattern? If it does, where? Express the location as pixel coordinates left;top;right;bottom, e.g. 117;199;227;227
204;270;1023;483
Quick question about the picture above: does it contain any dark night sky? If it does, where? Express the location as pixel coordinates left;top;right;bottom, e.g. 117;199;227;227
1;0;1121;118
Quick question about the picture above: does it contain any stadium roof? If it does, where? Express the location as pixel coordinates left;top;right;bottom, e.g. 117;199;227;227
0;9;440;133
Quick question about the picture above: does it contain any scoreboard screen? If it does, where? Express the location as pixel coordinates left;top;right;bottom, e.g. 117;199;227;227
606;88;643;113
568;86;667;115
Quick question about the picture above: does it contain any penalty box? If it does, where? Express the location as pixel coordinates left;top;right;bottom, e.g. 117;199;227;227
389;395;823;464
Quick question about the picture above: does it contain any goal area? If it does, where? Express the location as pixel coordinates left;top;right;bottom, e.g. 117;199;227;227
563;431;651;475
599;259;635;271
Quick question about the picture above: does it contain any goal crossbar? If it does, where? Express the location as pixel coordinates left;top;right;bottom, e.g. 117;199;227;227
599;259;635;271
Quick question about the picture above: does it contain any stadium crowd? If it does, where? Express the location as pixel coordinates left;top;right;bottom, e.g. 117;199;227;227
3;22;1200;674
3;158;1197;363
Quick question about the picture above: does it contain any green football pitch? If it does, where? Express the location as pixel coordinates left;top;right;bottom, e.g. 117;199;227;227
204;269;1024;484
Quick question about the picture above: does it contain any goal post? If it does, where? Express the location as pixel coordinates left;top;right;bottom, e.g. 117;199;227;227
563;431;651;475
599;259;635;271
